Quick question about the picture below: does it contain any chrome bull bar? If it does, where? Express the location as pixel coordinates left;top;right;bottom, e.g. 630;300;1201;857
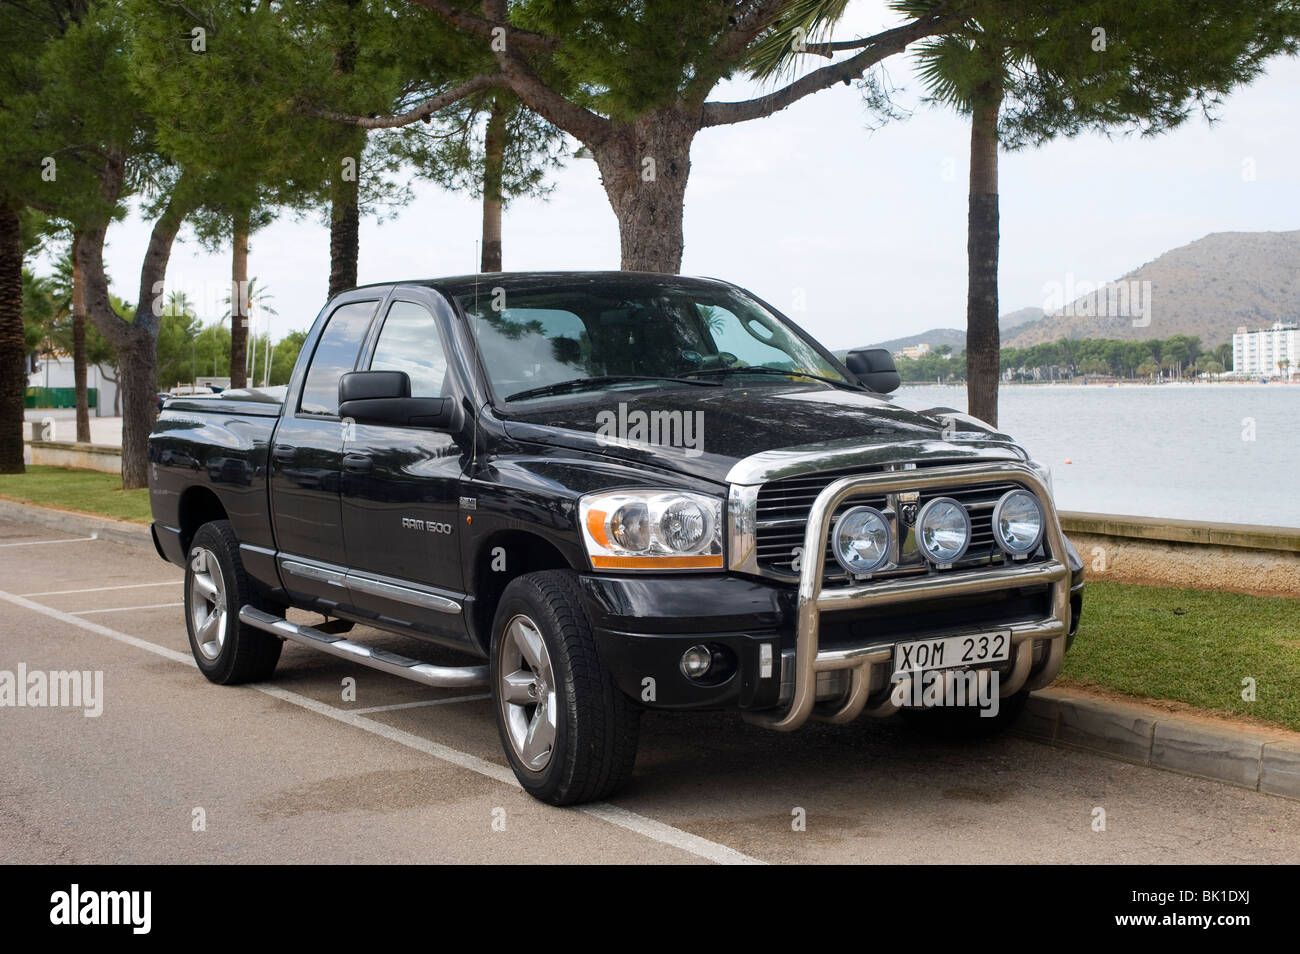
743;461;1072;731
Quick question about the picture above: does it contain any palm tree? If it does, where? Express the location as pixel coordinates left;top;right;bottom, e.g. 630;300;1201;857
910;24;1020;424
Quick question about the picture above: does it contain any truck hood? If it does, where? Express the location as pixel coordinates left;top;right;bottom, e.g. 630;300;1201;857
499;384;1027;485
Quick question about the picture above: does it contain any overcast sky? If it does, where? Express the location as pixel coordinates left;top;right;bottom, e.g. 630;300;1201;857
54;2;1300;352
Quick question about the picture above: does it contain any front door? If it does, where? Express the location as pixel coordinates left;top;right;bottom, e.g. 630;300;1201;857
269;298;380;609
339;296;470;644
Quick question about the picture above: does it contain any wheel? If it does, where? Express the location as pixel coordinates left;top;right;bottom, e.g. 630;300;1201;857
490;570;640;805
185;520;282;685
900;684;1030;738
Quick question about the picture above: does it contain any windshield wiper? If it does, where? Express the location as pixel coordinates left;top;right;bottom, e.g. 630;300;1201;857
681;366;859;390
505;375;720;403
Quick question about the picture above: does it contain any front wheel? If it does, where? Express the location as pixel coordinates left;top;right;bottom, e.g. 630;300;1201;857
490;570;640;805
184;520;282;685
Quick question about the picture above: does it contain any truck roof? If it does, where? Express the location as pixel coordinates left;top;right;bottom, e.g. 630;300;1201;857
349;271;736;300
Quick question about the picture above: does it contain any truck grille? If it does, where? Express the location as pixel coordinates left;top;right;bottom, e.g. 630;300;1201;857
753;465;1030;583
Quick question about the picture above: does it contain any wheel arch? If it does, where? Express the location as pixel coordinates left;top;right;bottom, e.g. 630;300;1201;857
468;530;578;654
178;486;229;555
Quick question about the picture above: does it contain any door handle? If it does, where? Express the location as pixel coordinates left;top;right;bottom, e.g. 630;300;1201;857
272;445;297;463
342;454;373;474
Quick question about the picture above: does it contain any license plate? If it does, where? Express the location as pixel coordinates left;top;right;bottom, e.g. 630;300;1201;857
893;630;1012;677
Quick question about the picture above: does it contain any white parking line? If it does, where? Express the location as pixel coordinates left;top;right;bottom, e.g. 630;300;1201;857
349;694;490;714
0;534;99;548
70;602;185;615
21;581;182;597
0;587;763;866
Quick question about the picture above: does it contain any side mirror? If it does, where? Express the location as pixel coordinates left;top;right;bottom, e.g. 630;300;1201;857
338;371;459;430
845;348;901;394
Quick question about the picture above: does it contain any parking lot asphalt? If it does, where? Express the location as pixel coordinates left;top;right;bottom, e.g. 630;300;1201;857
2;513;1298;864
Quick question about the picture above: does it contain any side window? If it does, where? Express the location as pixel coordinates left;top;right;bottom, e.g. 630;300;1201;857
298;301;377;416
369;301;449;398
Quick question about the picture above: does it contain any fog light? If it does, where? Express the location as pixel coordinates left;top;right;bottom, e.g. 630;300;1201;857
680;645;712;679
916;496;971;566
993;488;1045;557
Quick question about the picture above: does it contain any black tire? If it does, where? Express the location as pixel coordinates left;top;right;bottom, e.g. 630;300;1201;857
900;685;1030;738
184;520;282;685
490;570;640;805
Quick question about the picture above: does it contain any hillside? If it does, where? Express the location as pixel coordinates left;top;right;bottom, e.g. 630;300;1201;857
1005;230;1300;347
856;309;1044;355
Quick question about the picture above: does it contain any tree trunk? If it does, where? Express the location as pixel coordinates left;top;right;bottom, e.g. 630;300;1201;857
72;231;90;442
965;90;1001;427
593;110;694;273
230;212;249;390
78;163;189;489
0;204;25;474
481;95;507;272
328;150;361;297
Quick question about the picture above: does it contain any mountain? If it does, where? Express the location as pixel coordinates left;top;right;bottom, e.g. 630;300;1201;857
1004;230;1300;348
849;309;1046;356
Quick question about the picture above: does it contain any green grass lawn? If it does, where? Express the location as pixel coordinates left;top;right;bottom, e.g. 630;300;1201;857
0;465;152;524
1063;580;1300;732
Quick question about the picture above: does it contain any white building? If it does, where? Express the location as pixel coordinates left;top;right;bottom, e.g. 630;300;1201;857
27;353;120;416
897;342;931;360
1233;322;1298;379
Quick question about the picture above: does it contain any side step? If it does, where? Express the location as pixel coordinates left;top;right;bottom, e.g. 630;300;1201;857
239;606;489;689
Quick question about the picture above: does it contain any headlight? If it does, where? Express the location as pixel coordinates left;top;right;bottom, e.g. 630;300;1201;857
916;496;971;566
833;505;891;576
993;489;1044;557
580;490;723;570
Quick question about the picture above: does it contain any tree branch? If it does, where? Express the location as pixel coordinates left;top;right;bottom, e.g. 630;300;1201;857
407;0;558;52
701;14;956;127
479;0;611;144
305;73;508;128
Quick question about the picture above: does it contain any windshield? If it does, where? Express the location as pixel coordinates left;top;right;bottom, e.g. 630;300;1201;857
454;281;849;403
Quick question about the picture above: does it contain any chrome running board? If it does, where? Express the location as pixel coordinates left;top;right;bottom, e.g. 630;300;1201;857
238;606;488;689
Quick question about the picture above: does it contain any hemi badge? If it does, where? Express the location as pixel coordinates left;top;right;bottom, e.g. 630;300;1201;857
759;642;774;679
459;496;477;511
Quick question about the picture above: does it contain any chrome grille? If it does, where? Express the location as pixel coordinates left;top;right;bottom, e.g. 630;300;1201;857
754;467;1031;582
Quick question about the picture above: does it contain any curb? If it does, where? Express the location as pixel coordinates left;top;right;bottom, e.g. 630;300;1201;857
0;498;153;551
1017;688;1300;801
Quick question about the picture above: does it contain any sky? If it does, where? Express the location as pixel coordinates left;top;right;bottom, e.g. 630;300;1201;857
46;2;1300;353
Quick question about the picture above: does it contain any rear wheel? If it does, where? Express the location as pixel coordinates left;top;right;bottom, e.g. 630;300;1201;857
185;520;282;684
490;570;640;805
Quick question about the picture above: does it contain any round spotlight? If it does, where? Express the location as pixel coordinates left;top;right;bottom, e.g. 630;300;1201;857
916;496;971;566
833;506;891;576
993;488;1044;556
680;645;713;679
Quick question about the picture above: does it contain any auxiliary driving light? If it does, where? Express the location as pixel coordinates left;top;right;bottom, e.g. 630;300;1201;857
993;488;1045;557
916;496;971;566
680;645;713;679
833;506;891;576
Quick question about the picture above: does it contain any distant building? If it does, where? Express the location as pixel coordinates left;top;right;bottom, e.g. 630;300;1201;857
897;343;931;360
1233;322;1298;378
27;352;120;416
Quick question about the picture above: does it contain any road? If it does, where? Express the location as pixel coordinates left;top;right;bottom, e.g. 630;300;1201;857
2;512;1297;864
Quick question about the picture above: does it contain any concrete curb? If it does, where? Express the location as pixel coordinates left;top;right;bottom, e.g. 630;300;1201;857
1017;688;1300;801
0;498;153;551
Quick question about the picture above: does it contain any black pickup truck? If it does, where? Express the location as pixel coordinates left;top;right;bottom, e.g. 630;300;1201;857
148;272;1084;805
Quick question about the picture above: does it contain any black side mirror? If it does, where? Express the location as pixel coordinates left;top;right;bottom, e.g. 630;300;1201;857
338;371;459;430
845;348;901;394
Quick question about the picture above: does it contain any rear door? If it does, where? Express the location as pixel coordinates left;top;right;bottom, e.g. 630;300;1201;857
269;297;380;609
339;294;471;644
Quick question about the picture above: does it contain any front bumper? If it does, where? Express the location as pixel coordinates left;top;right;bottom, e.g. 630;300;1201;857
583;462;1081;726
